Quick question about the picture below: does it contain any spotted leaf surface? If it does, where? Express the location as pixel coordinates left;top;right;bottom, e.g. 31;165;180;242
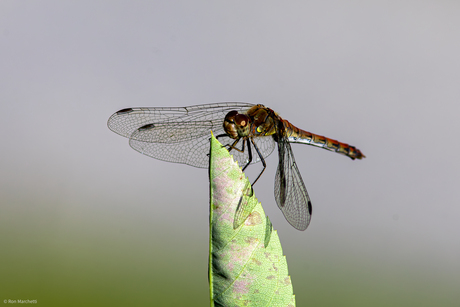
209;134;295;307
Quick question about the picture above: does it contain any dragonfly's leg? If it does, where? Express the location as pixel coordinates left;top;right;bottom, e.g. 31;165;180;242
225;138;246;153
215;134;245;153
214;134;238;151
215;133;228;140
214;134;231;150
239;139;256;197
241;139;252;171
209;135;243;158
250;138;267;186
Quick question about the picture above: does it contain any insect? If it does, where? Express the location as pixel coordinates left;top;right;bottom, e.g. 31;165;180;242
108;102;365;230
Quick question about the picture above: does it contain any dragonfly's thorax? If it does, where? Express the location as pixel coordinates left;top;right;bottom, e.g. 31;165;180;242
223;111;251;139
246;105;277;137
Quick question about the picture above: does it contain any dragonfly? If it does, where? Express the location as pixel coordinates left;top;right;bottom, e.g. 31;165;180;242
107;102;365;231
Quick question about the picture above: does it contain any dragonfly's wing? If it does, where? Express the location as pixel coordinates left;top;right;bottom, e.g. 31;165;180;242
107;102;275;168
129;129;217;168
108;103;254;140
274;133;312;231
233;181;256;229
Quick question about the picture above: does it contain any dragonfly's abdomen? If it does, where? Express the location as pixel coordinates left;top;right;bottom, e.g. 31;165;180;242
282;120;365;160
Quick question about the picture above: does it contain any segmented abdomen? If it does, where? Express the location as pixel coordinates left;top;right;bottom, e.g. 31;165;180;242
281;119;365;160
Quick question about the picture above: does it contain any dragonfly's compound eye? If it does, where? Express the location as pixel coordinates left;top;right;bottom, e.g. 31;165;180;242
223;111;240;139
235;114;249;127
223;111;251;139
224;111;238;122
234;114;250;137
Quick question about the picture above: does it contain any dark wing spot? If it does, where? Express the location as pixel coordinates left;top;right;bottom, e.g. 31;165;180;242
308;200;312;215
116;108;134;115
138;123;155;131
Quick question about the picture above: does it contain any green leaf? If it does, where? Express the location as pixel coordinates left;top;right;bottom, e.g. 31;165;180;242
209;134;296;307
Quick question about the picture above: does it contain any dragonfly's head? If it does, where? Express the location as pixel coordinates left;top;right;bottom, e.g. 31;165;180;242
223;111;250;139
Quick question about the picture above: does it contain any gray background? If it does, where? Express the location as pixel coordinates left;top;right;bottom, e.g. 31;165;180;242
1;1;459;306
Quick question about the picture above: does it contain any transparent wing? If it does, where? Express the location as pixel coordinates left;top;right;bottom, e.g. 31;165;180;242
274;132;312;231
233;181;256;229
107;102;275;168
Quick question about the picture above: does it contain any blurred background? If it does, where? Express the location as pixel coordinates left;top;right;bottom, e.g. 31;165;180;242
1;1;459;306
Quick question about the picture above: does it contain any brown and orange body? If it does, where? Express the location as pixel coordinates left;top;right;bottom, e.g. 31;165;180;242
280;119;365;160
226;104;365;160
109;101;365;231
